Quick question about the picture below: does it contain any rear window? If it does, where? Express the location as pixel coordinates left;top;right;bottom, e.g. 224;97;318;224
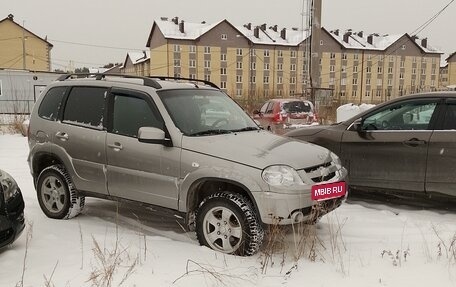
38;87;67;121
282;101;312;113
63;87;107;129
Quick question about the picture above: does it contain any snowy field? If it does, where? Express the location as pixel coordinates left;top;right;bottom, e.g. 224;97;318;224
1;134;456;287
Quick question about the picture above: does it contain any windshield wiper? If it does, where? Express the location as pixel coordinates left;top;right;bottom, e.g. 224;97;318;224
230;127;260;133
189;129;232;136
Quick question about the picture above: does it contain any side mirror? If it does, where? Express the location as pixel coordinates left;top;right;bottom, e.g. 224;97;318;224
351;118;363;132
138;127;171;146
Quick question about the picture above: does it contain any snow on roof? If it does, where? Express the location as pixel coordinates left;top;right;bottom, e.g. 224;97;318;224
127;51;150;65
155;19;224;40
235;25;309;46
327;29;442;54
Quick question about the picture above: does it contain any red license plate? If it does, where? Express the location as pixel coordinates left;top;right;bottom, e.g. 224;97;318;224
311;181;346;201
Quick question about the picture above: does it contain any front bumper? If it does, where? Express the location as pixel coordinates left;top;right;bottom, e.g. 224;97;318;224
0;189;25;249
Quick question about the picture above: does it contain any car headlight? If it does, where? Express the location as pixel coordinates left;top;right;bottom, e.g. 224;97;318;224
262;165;304;187
0;170;20;202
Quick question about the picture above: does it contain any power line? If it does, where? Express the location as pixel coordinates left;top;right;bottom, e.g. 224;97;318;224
47;38;145;51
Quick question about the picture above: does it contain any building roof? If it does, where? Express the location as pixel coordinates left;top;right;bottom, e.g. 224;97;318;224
0;15;53;48
446;51;456;62
123;51;150;67
147;17;309;47
325;28;442;54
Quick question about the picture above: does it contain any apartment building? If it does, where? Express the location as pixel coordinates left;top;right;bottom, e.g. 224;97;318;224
146;17;442;105
119;51;150;76
0;14;53;72
146;17;309;107
443;52;456;89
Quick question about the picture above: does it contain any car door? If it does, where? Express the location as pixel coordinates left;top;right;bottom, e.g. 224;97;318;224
58;86;108;195
341;98;439;193
254;101;272;129
105;88;180;210
426;98;456;197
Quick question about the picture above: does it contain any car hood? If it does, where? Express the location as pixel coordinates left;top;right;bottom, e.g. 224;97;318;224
182;130;333;170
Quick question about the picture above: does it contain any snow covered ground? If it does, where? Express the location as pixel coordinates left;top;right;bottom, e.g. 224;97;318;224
1;134;456;287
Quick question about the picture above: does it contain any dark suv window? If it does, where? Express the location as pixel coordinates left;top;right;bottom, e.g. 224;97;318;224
63;87;107;129
38;87;67;121
111;94;163;137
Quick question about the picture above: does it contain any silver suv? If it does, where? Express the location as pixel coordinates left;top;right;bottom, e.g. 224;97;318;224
28;74;347;256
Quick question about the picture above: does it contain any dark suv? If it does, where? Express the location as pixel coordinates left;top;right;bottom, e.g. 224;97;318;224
28;74;347;256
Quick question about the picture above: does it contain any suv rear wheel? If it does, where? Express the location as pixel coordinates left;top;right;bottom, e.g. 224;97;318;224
196;192;264;256
37;165;85;219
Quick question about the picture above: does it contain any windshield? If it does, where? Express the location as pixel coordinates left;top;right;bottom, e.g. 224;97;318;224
281;101;313;113
158;89;259;136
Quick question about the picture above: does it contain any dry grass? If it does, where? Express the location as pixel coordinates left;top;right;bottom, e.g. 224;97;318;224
15;221;33;287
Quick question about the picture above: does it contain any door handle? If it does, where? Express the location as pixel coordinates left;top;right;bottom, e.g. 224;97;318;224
403;138;426;147
108;142;123;151
55;132;69;141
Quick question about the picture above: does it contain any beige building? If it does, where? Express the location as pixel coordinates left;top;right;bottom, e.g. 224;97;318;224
146;17;443;106
0;14;53;71
443;52;456;89
119;51;150;76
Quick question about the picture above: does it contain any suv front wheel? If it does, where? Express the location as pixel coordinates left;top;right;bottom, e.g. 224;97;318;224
196;192;264;256
37;165;85;219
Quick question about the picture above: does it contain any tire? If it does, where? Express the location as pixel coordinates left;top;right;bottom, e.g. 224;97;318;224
196;192;264;256
36;165;85;219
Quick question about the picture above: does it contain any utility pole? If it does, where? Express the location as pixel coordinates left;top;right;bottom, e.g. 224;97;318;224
310;0;322;103
22;20;26;70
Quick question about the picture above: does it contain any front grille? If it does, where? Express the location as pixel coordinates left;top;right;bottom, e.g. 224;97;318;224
304;161;331;173
312;172;336;183
0;228;13;243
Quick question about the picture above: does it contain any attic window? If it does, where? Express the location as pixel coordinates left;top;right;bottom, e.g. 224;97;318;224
401;44;406;50
320;40;324;45
221;34;227;40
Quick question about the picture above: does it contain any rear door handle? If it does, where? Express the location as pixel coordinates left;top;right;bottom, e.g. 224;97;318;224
55;132;69;141
403;138;426;147
108;142;123;151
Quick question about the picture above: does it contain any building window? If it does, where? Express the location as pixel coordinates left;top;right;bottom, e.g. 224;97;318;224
353;54;359;60
341;66;347;73
290;77;296;84
277;63;283;70
204;46;210;54
367;54;372;60
264;76;269;84
251;62;256;70
220;81;227;89
221;53;227;61
264;50;270;57
264;63;270;70
421;68;425;75
189;60;196;68
401;44;406;50
377;66;383;74
376;90;382;97
377;79;383;86
221;34;227;40
220;68;227;75
412;68;416;74
388;79;392;86
173;59;181;67
329;53;336;59
290;64;296;71
236;89;242;97
250;76;256;83
400;61;405;68
236;75;242;83
400;72;404;79
329;77;335;85
341;78;346;86
352;90;357;97
189;74;196;79
432;68;436;75
264;90;269;97
366;66;372;73
431;80;435;86
278;89;283;97
204;74;211;81
204;60;210;68
236;48;243;56
250;49;256;56
366;78;371;85
379;55;384;61
353;66;358;73
291;50;297;58
352;78;358;85
413;57;417;63
330;65;335;72
190;45;196;53
277;76;283;84
320;40;323;45
174;45;181;52
342;53;347;60
277;50;283;57
365;90;371;97
390;56;394;62
236;62;242;69
388;67;393;74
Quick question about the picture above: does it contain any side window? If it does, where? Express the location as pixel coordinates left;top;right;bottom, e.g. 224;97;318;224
63;87;107;129
111;94;163;137
259;102;269;114
38;87;67;121
362;100;437;131
441;102;456;130
265;102;275;114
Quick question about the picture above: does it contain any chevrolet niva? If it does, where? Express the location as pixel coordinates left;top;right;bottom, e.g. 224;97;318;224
28;74;347;256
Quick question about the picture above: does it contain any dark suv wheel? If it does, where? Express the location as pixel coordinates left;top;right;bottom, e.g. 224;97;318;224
36;165;85;219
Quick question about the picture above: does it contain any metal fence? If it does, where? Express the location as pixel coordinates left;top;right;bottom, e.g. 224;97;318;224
0;100;35;114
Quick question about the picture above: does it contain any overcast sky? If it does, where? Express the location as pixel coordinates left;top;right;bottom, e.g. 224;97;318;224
3;0;455;69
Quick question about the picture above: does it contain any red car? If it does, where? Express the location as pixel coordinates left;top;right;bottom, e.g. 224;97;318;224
253;99;318;134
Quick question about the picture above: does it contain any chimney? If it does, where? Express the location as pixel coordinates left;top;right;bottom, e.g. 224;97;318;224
201;21;206;24
172;17;178;25
343;32;351;43
244;23;252;30
254;26;260;38
160;17;168;21
357;31;363;38
260;23;266;31
280;28;286;40
334;29;339;36
271;25;278;32
421;38;428;48
367;34;374;45
179;20;184;33
292;27;298;31
7;14;14;20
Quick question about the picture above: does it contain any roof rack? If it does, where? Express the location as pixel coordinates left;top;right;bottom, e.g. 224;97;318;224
151;76;220;89
56;73;162;89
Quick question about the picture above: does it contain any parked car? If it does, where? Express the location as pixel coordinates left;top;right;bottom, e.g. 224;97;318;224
0;169;25;249
253;99;318;134
28;74;347;256
286;92;456;203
